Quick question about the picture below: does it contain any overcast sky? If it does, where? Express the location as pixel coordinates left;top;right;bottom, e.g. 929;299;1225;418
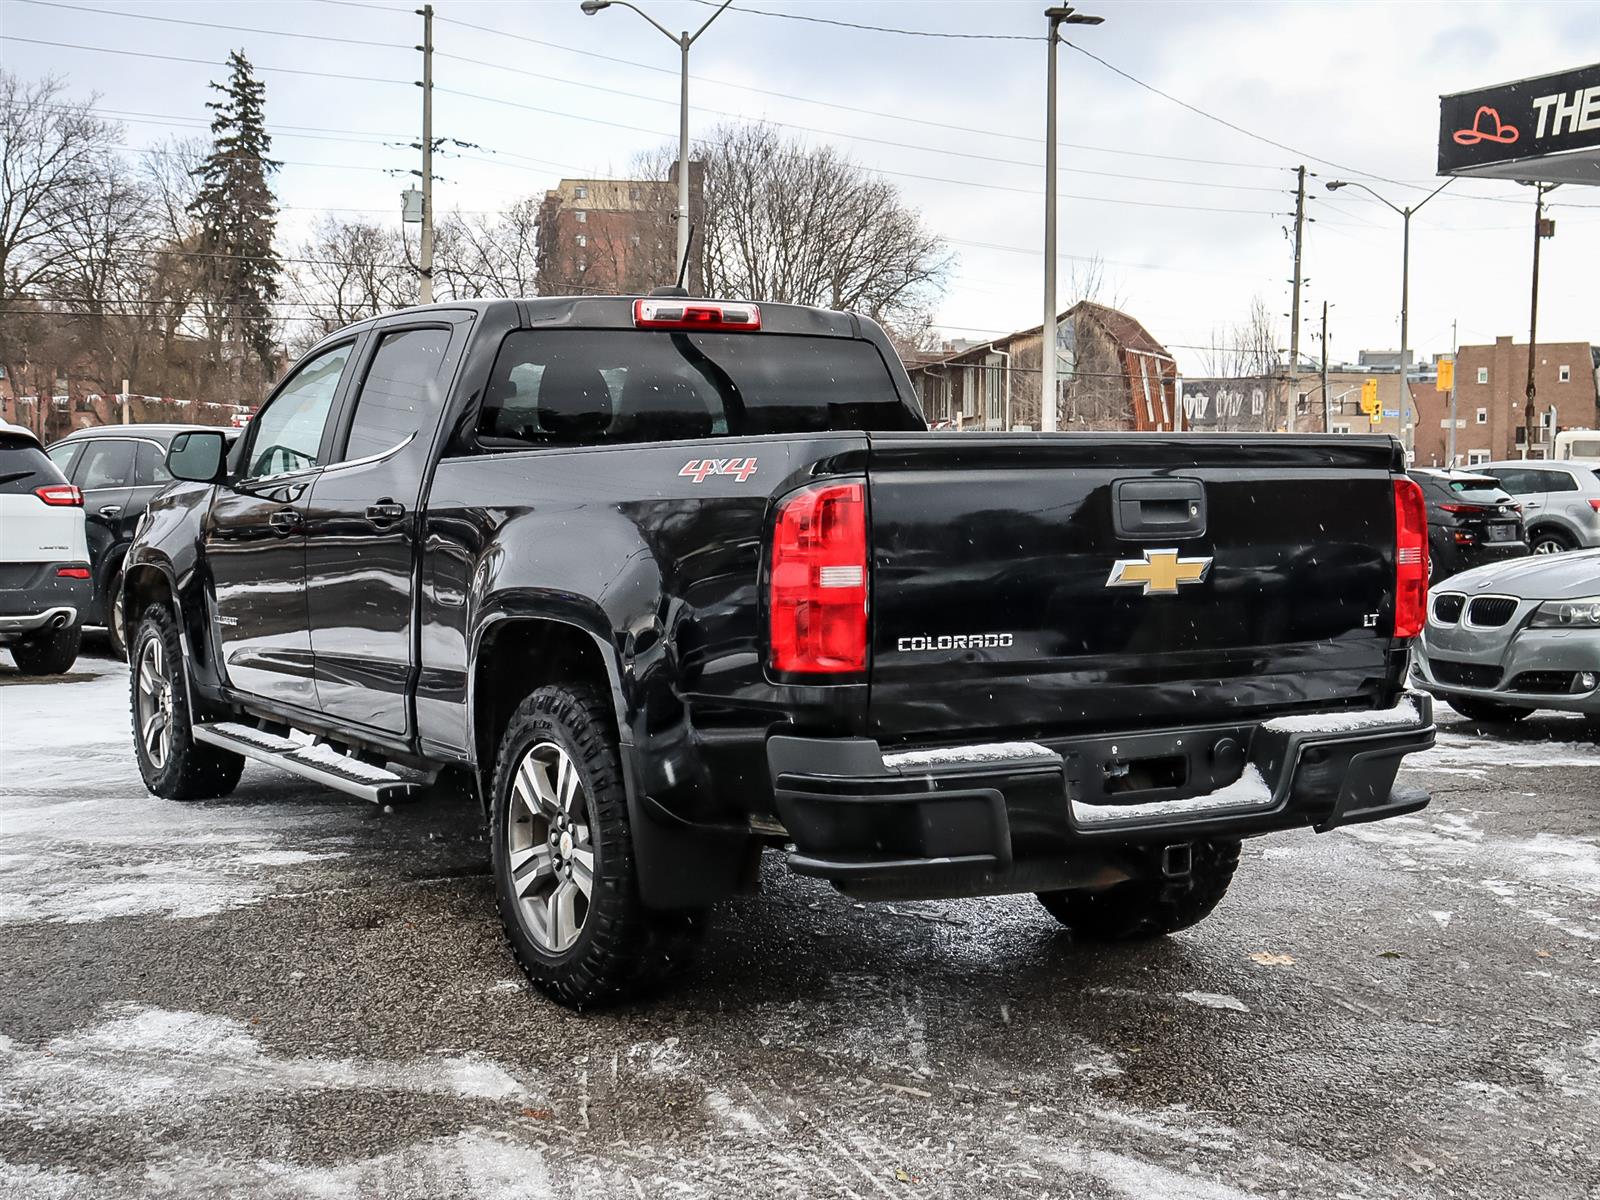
5;0;1598;373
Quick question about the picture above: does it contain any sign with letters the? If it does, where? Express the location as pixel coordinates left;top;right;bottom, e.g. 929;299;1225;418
1438;63;1600;184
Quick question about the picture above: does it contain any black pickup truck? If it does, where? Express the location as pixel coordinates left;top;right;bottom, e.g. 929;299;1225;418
125;295;1437;1006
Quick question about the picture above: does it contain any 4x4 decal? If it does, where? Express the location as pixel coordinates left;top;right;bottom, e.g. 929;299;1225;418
679;457;758;484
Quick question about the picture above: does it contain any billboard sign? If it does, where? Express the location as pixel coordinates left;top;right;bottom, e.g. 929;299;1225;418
1438;63;1600;184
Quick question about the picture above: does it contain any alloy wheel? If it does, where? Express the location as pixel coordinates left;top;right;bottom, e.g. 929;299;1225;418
1532;539;1563;555
505;740;595;954
134;634;172;769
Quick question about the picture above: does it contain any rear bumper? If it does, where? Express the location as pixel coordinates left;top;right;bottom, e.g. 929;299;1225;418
0;564;90;643
767;692;1435;899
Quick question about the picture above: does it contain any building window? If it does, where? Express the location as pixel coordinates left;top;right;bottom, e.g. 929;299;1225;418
574;185;588;199
629;234;641;247
1476;407;1487;424
1297;390;1310;415
629;187;641;201
574;210;587;224
1468;449;1490;465
1331;423;1351;435
1558;364;1571;383
1477;366;1488;384
575;234;587;247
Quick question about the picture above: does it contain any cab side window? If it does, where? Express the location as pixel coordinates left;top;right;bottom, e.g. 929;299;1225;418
76;439;136;490
342;328;451;462
244;343;353;478
135;440;173;486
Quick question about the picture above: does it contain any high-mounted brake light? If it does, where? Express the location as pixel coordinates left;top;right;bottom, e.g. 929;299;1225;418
769;481;868;675
633;298;761;332
1393;477;1429;639
34;484;83;507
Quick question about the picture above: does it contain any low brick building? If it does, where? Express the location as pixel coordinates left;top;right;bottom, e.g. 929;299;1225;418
1412;337;1600;466
908;302;1178;433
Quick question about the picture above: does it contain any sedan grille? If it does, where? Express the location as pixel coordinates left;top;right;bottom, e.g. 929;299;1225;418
1466;596;1518;627
1432;593;1465;624
1430;660;1504;689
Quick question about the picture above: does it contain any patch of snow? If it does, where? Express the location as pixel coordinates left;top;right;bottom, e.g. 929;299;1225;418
1405;730;1600;774
1536;1033;1600;1101
1176;991;1250;1013
883;740;1054;770
1262;695;1421;735
292;741;402;784
1072;765;1271;826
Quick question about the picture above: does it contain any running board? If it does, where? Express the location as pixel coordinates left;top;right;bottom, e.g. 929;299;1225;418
192;721;423;804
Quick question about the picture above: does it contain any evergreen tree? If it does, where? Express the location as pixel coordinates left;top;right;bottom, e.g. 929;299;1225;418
189;50;281;376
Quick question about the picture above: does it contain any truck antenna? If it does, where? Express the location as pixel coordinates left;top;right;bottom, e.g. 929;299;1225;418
647;224;696;299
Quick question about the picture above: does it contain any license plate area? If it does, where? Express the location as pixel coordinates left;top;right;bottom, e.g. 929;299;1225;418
1062;724;1252;808
1485;522;1519;542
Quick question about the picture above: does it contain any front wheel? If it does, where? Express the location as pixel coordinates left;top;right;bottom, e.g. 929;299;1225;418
1446;696;1534;723
9;622;82;675
490;685;703;1008
1038;839;1241;941
131;604;244;800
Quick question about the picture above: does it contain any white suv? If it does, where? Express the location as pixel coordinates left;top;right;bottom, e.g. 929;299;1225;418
0;420;90;674
1478;461;1600;555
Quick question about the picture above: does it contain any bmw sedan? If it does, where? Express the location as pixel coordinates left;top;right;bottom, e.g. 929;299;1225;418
1414;549;1600;729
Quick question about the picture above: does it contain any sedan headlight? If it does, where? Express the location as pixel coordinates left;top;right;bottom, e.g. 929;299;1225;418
1530;596;1600;628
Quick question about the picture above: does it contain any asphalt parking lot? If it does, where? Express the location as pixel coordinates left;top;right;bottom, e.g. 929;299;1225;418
2;646;1597;1200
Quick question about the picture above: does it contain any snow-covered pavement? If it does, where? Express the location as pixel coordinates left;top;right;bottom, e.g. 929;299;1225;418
2;650;1598;1198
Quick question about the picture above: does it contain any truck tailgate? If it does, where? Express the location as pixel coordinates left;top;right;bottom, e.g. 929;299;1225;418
866;433;1403;742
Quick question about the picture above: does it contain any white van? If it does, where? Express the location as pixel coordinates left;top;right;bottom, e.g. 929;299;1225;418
1553;429;1600;463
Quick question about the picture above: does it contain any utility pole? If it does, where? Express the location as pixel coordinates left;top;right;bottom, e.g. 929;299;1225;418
1447;318;1458;467
1287;165;1306;433
1523;182;1557;460
418;4;434;305
1319;300;1330;434
1040;6;1103;433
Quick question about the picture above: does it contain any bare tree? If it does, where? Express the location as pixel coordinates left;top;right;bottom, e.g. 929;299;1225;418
692;123;950;330
435;198;540;299
285;216;413;349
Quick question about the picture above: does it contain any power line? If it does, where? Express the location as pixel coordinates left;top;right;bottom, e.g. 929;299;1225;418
687;0;1041;41
14;0;409;50
0;35;407;87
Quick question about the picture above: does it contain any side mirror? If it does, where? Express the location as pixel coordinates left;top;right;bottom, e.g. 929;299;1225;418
167;430;229;483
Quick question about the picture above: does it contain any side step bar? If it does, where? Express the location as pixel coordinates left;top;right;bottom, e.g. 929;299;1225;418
192;721;423;804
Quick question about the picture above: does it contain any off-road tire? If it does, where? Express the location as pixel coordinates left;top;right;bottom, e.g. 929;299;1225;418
1446;696;1534;723
9;622;82;675
131;603;244;801
490;685;704;1008
1038;838;1241;941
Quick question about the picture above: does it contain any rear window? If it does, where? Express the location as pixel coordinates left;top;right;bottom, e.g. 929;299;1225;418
1440;477;1508;503
0;436;67;494
476;329;917;447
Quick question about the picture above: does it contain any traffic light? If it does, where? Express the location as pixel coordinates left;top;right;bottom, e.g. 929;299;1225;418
1361;378;1380;419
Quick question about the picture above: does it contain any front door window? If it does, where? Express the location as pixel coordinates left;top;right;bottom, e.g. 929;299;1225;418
245;344;353;479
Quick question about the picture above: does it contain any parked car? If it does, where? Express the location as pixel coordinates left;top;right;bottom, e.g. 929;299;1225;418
124;295;1436;1007
1407;468;1527;583
46;424;238;657
1475;460;1600;556
0;420;90;675
1415;549;1600;729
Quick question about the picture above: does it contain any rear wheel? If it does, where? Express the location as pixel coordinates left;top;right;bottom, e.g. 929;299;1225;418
1446;696;1534;723
490;685;703;1008
1038;839;1241;941
9;622;82;675
105;567;128;660
1530;528;1573;555
131;604;244;800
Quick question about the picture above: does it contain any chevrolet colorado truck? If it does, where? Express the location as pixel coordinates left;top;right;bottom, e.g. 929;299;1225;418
125;295;1437;1007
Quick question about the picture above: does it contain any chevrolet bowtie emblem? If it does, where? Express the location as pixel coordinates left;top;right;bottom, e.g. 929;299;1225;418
1105;548;1213;595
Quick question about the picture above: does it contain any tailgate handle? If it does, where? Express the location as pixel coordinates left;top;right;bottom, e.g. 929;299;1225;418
1112;478;1207;539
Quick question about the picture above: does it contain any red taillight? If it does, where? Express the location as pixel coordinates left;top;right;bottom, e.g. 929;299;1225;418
633;298;761;332
1393;477;1429;639
34;484;83;507
1438;503;1488;515
56;566;90;579
1589;499;1600;513
769;481;868;675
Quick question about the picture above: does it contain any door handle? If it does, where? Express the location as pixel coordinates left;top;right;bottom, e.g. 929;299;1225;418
365;500;406;525
98;505;122;517
267;508;303;535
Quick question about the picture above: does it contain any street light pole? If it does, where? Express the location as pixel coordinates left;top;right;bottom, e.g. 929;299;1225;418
1325;177;1452;461
1040;6;1101;434
418;4;433;305
581;0;731;279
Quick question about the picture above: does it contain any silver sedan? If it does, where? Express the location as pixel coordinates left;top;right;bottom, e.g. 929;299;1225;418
1414;549;1600;727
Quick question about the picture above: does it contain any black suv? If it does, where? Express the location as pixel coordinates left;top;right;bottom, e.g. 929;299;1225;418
1407;469;1528;584
47;425;238;657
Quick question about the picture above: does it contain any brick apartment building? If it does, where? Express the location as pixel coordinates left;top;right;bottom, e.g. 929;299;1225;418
907;302;1178;432
1412;337;1600;466
535;164;704;297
